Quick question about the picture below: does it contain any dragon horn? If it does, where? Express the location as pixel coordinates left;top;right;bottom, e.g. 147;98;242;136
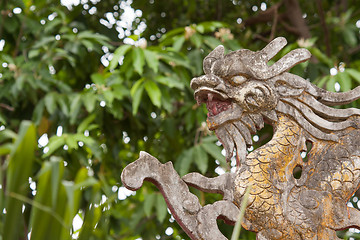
243;37;311;80
203;45;225;75
259;37;287;62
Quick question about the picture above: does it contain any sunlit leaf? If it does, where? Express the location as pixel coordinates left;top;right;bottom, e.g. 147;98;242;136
110;44;132;70
173;35;185;51
132;47;145;75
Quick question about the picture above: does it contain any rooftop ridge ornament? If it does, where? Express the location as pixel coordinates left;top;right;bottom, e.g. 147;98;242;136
121;37;360;240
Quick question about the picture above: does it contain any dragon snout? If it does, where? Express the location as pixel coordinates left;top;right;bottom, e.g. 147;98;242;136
190;74;224;91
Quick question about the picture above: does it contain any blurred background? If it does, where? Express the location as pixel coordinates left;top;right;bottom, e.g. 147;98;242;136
1;0;360;239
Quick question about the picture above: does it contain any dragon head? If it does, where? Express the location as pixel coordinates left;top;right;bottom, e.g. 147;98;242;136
191;37;360;164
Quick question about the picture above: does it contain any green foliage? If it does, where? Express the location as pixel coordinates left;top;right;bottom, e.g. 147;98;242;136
1;0;360;239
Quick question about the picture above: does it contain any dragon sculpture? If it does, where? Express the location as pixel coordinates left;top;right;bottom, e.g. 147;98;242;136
121;37;360;240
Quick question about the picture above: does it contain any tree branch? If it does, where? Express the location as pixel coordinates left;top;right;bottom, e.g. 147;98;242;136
269;6;279;41
316;0;331;56
283;0;311;39
244;2;283;26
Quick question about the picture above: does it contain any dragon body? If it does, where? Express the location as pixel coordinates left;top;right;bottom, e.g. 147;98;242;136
191;37;360;239
122;37;360;240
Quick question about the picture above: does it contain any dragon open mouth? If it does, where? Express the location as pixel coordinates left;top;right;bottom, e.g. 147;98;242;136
194;88;231;117
206;93;231;117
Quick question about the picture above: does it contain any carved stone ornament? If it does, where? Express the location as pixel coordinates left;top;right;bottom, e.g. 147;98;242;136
121;37;360;240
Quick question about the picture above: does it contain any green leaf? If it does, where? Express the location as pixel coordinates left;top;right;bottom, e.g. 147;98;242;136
337;71;352;92
190;33;203;48
57;95;69;117
309;47;333;67
346;68;360;84
231;186;252;240
144;80;162;108
77;114;96;133
343;27;357;47
143;49;159;73
193;145;208;174
82;93;97;113
173;35;185;51
157;51;192;69
177;148;194;176
32;36;56;49
155;194;167;223
143;193;156;217
132;47;145;75
32;99;45;125
65;135;78;150
43;136;65;158
188;49;203;75
90;73;105;85
69;94;82;125
315;75;330;88
326;75;336;92
203;36;223;49
29;49;40;58
44;92;57;115
201;142;225;162
197;21;227;32
155;75;184;89
110;44;132;70
130;79;145;115
29;157;67;240
4;121;36;240
50;159;62;207
159;27;185;43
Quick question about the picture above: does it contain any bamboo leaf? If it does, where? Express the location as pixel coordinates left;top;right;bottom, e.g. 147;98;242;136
4;121;36;240
231;185;252;240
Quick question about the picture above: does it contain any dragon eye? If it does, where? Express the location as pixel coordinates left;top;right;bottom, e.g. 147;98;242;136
230;75;248;85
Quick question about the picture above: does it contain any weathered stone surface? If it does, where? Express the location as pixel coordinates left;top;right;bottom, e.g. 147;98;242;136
122;37;360;239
